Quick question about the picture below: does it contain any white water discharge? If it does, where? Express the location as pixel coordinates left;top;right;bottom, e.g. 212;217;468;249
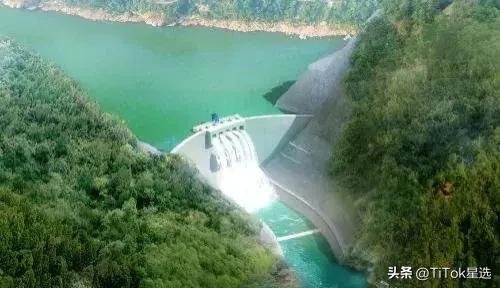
212;130;277;212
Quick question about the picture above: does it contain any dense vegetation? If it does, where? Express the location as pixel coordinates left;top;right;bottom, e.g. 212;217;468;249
0;38;292;288
332;0;499;287
39;0;378;26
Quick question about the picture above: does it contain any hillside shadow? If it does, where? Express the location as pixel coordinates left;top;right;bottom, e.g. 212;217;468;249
262;80;295;105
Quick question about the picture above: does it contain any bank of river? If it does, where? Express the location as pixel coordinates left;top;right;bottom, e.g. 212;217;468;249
0;1;356;37
0;6;365;287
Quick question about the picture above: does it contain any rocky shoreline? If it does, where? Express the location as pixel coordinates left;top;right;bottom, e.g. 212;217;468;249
1;0;166;26
180;17;356;37
0;0;356;37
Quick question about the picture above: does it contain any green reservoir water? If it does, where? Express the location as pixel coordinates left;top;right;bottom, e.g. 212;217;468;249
0;6;342;150
0;6;366;287
258;202;367;288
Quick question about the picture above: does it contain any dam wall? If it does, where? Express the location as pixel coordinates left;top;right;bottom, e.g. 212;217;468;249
276;10;380;115
270;179;344;257
263;12;381;258
171;114;312;188
264;44;359;259
171;113;358;259
171;114;312;257
244;115;312;165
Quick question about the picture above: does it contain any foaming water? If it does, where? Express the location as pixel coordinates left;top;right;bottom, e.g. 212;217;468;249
205;130;367;287
212;130;277;212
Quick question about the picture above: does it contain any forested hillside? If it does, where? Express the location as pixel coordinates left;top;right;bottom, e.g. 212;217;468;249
7;0;378;26
332;0;499;286
0;38;291;288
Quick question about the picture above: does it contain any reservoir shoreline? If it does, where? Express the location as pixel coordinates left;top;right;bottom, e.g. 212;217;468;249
0;1;356;37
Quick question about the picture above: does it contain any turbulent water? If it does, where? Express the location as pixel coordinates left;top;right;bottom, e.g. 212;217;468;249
212;130;277;212
211;129;366;287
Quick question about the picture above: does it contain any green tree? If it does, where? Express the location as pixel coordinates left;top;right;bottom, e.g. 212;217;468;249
0;38;291;288
332;3;500;286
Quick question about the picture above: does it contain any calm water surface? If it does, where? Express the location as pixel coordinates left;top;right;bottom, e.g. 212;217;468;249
0;6;366;287
0;6;342;150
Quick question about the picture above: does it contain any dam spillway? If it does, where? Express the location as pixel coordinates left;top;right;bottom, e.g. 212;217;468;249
172;114;367;287
208;119;278;212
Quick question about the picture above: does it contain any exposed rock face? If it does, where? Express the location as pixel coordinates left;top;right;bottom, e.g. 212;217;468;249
2;0;37;9
275;36;358;114
276;10;380;114
180;17;356;37
0;0;166;27
0;1;355;36
142;11;166;27
39;2;166;26
137;141;162;155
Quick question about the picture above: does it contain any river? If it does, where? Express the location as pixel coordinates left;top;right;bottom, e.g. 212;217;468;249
0;6;366;287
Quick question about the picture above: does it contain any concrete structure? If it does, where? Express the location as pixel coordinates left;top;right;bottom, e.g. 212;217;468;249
172;114;312;187
137;141;162;155
171;112;358;259
170;12;382;257
172;114;312;257
277;229;320;242
264;10;381;259
264;50;359;257
275;36;358;114
276;9;380;115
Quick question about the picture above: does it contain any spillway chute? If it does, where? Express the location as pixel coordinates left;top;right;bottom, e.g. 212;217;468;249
216;136;277;210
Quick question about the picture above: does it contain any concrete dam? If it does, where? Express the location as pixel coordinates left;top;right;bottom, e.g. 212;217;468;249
171;114;310;194
167;22;382;283
171;113;352;259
